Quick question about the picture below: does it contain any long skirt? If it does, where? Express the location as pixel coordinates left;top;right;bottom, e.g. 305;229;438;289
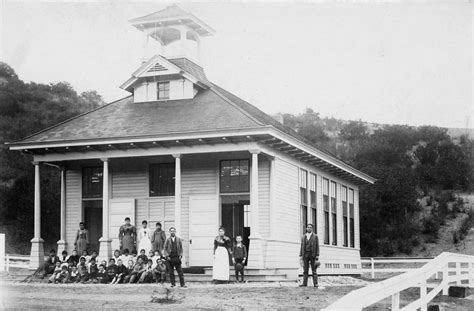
122;235;135;253
138;237;152;255
212;247;230;281
76;238;87;255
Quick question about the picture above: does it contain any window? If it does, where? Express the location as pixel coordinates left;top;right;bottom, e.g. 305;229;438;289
310;173;317;232
323;178;329;245
82;167;103;198
300;169;308;235
342;186;348;247
149;163;175;196
220;160;249;193
330;181;337;246
349;188;355;248
157;82;170;100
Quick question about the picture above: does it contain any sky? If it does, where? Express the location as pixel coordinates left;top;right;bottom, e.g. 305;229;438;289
0;0;472;129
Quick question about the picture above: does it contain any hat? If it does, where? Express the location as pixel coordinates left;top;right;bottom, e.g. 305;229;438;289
235;262;244;271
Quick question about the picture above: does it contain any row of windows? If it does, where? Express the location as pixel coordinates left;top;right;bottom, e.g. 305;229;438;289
82;160;251;199
299;168;356;249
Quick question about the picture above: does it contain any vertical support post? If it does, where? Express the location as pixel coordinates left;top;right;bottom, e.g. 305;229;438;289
456;261;461;285
268;157;276;239
469;261;474;288
247;149;264;268
57;168;67;255
29;162;44;269
98;158;112;261
420;280;427;311
0;233;5;272
391;292;400;311
6;254;9;272
443;263;449;295
354;189;360;249
371;257;375;279
173;154;182;233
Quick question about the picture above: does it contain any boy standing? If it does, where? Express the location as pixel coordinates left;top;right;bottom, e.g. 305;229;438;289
232;236;247;283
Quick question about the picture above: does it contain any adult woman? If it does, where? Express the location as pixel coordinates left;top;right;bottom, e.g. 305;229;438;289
119;217;136;253
212;227;232;282
151;222;167;256
137;220;152;255
74;222;89;255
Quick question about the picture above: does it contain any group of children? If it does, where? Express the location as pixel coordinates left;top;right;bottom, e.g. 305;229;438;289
44;248;168;285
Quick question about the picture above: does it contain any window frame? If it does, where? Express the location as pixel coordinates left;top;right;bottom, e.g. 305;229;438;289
149;163;175;197
219;159;250;194
157;81;170;100
82;167;103;199
323;178;330;245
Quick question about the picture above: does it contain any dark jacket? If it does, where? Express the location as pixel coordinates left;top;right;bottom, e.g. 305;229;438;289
232;244;247;260
299;232;320;258
163;236;183;258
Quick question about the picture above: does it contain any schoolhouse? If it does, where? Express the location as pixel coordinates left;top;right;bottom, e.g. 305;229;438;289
8;5;375;278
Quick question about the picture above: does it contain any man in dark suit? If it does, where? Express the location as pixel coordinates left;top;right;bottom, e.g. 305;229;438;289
299;224;320;287
163;227;186;288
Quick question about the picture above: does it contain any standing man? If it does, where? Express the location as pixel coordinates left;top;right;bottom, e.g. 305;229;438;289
299;224;319;287
164;227;186;288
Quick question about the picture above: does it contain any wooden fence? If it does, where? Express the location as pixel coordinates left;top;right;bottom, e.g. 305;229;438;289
361;257;433;278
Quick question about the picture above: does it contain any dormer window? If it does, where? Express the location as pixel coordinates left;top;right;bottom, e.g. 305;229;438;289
157;82;170;100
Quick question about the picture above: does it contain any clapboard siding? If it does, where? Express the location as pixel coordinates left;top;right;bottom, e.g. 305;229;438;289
258;158;270;238
65;170;81;253
112;172;148;198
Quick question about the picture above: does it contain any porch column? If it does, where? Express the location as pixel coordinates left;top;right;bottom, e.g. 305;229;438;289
56;168;67;255
247;150;265;268
98;158;112;260
173;154;182;233
29;162;44;269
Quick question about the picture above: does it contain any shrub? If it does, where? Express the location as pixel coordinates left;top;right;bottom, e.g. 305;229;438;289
422;217;440;238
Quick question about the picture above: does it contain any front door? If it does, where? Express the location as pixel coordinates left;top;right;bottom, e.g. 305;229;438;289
84;200;102;253
221;198;250;263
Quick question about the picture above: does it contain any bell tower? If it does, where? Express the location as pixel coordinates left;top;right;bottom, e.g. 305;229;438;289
129;5;215;65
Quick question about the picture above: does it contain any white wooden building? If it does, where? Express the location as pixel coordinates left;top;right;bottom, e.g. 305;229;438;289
8;5;375;277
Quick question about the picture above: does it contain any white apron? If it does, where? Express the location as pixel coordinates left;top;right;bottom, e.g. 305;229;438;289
138;228;152;255
212;246;230;281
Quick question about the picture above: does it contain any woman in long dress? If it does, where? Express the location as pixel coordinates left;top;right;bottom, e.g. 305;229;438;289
137;220;152;255
212;227;232;282
151;222;167;256
74;222;89;255
119;217;136;253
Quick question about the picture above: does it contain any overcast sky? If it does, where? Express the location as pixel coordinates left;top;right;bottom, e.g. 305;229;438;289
1;0;472;129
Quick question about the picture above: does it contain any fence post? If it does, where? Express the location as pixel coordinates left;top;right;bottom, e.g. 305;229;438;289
420;279;427;311
456;262;461;285
391;292;400;311
0;234;4;272
5;254;9;272
371;258;375;279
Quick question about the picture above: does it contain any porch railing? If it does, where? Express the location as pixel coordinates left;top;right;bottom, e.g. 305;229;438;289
323;252;474;311
361;256;433;278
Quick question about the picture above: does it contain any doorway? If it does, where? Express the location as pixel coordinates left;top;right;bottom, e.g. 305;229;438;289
83;200;102;253
221;196;250;264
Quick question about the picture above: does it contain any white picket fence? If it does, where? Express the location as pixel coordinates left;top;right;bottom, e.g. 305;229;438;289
361;257;433;278
324;252;474;311
0;234;30;272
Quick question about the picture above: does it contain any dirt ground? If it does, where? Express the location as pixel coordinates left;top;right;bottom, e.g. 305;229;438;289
0;282;361;310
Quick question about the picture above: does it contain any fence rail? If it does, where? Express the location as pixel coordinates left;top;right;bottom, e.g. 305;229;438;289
361;257;434;278
324;252;474;311
4;254;30;271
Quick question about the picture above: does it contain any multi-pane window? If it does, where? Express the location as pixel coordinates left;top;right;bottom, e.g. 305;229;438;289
310;173;317;232
323;178;330;245
157;82;170;100
220;160;250;193
330;181;337;246
349;188;355;248
342;186;348;247
82;167;103;198
149;163;175;196
300;169;308;235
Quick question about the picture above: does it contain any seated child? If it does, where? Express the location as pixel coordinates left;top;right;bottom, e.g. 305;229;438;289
55;265;70;284
128;258;144;283
138;259;153;283
131;249;138;264
106;258;118;283
67;250;80;266
88;258;99;280
111;259;128;284
60;250;68;263
44;249;60;276
96;264;108;284
123;260;135;283
152;256;168;284
81;250;90;264
119;248;132;265
48;261;62;283
76;263;89;283
232;235;247;283
113;249;121;262
148;250;155;260
137;249;148;264
100;260;108;268
67;265;79;283
89;250;98;263
151;250;160;269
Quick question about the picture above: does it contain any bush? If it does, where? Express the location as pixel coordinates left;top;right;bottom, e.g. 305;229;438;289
422;217;440;238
